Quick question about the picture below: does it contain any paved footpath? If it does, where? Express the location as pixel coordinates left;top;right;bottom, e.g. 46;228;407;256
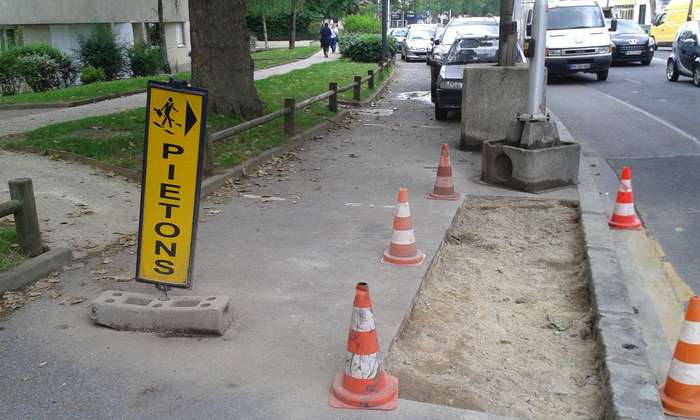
0;61;574;419
0;50;337;137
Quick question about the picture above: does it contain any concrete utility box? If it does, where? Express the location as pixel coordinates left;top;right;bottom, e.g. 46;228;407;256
460;64;530;150
481;140;581;192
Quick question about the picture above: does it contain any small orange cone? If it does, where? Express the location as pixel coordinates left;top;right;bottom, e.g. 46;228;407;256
382;188;425;266
609;166;641;230
330;282;399;410
661;296;700;418
428;143;460;200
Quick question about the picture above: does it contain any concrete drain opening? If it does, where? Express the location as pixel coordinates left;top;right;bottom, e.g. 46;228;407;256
386;198;602;419
494;153;513;182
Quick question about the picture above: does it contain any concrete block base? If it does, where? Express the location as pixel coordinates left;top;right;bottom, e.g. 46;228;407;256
91;291;232;335
481;139;581;192
460;64;530;151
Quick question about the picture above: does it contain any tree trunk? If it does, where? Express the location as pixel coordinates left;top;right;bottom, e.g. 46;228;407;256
262;14;269;49
289;1;298;50
498;0;517;67
189;0;265;119
158;0;172;74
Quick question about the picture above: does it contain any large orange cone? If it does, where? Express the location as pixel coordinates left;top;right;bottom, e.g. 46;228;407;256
330;282;399;410
609;166;641;230
382;188;425;266
428;143;460;200
661;296;700;418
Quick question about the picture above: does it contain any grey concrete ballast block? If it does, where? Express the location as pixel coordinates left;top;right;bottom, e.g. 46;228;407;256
91;291;232;335
0;247;73;293
460;64;529;150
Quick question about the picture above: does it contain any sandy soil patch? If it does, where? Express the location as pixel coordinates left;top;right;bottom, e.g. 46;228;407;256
386;198;602;419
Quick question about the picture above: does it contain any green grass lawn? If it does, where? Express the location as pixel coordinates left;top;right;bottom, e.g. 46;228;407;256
253;45;319;70
0;46;320;106
4;59;392;171
0;225;25;272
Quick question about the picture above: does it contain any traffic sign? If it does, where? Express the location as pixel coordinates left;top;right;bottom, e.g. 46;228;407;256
136;80;208;289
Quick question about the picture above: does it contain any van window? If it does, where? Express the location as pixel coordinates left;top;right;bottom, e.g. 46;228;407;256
548;6;606;30
654;13;666;26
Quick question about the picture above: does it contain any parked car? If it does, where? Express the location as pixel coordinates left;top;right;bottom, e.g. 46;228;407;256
666;20;700;86
651;0;699;47
433;35;524;120
427;26;446;65
401;24;439;61
427;17;499;102
389;27;408;51
523;0;612;81
607;19;655;65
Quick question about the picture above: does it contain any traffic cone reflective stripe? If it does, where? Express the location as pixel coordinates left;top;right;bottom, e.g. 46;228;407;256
428;143;460;200
382;188;425;266
661;296;700;418
609;166;641;230
330;283;399;410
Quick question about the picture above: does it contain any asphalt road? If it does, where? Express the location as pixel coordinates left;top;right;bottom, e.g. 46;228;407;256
548;49;700;291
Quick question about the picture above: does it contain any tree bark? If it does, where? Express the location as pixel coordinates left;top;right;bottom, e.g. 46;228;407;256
189;0;265;119
262;14;269;49
498;0;517;67
289;0;298;49
158;0;172;74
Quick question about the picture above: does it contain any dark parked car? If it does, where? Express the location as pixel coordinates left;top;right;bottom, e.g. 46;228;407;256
606;19;655;65
666;20;700;86
427;17;499;102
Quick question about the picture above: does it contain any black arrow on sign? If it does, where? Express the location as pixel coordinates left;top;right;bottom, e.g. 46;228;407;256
184;101;197;136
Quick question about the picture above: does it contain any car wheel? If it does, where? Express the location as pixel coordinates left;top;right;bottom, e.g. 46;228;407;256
596;70;609;81
651;37;657;50
435;105;448;120
694;66;700;87
401;53;406;61
666;59;679;81
641;58;651;66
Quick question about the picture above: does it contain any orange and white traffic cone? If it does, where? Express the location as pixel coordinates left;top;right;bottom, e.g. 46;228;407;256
382;188;425;266
661;296;700;418
428;143;460;201
609;166;641;230
330;282;399;410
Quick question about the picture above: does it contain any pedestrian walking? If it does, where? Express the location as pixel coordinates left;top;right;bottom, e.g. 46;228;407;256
320;22;332;57
330;23;339;54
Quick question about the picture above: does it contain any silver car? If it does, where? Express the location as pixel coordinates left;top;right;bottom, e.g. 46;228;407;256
401;24;439;61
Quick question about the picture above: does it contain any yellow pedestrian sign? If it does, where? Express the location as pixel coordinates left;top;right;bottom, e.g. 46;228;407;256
136;80;208;289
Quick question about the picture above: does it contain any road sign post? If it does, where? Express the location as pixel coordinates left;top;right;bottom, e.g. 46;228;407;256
136;80;208;291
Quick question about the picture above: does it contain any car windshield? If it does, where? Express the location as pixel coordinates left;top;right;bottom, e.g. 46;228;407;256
445;37;499;64
548;6;605;30
408;28;434;40
393;28;407;36
608;19;645;34
442;23;498;45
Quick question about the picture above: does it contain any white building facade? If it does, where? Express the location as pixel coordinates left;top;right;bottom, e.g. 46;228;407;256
0;0;191;72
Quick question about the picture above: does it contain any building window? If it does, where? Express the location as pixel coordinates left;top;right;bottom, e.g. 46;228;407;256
616;5;634;21
175;22;185;47
0;28;17;51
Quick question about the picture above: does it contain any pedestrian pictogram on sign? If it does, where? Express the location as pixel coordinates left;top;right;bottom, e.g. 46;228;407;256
136;80;208;289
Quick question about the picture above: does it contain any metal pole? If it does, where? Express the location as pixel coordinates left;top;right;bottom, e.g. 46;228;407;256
381;0;389;61
526;0;548;116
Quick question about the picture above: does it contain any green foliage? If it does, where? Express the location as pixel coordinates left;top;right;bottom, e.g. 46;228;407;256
0;226;25;272
339;33;397;62
415;0;500;17
77;26;127;80
127;42;164;77
0;44;77;95
80;65;107;84
342;14;382;33
246;11;316;40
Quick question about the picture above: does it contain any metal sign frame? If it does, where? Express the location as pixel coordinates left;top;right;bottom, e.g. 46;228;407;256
135;79;208;289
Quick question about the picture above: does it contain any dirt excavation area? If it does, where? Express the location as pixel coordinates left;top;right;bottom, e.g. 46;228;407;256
386;198;603;419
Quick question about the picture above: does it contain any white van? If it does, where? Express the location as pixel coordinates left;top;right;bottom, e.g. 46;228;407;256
522;0;613;80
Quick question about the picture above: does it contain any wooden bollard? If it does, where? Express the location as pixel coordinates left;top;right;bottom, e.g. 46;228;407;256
353;76;362;101
367;69;374;90
284;97;296;135
329;82;338;112
8;178;43;257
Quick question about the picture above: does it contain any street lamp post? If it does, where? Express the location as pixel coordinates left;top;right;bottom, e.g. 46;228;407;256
382;0;389;61
526;0;547;117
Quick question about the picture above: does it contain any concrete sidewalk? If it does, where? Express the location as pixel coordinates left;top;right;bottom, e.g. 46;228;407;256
0;51;337;137
0;61;574;419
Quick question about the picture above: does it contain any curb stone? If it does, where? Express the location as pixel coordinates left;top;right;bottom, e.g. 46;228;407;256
559;118;665;419
0;247;73;293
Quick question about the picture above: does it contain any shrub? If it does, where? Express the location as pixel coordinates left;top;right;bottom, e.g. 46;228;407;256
342;15;381;34
16;53;60;92
339;33;397;62
127;41;164;76
80;65;107;84
77;26;126;80
0;44;77;95
0;50;22;95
